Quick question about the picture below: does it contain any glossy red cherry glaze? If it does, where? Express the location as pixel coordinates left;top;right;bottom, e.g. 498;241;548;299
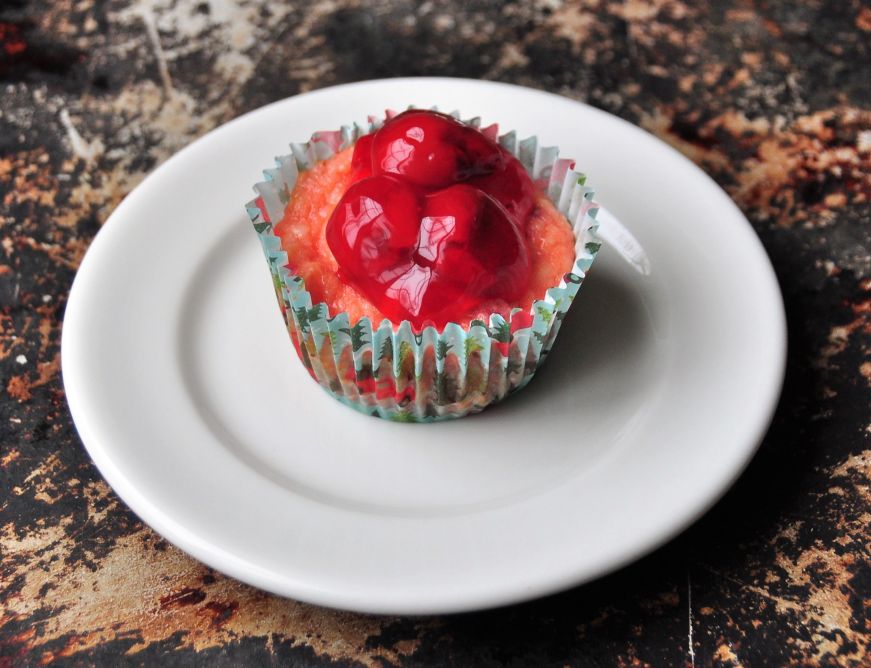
367;110;505;188
328;110;538;329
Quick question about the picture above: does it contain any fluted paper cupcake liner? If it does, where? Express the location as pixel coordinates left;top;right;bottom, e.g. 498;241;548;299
246;110;601;422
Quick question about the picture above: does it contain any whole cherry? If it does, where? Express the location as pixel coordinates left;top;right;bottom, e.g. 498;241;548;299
363;110;504;190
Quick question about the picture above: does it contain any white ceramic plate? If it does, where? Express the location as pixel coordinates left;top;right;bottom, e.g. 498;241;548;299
62;78;786;614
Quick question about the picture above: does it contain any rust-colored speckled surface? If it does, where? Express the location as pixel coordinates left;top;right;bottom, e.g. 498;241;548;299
1;1;870;665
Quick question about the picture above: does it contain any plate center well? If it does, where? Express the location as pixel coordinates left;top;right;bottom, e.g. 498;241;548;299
177;218;670;516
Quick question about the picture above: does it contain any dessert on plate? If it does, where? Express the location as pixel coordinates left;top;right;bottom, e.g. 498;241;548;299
247;109;601;422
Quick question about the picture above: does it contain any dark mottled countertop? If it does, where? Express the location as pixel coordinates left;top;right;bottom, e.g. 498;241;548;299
1;0;870;665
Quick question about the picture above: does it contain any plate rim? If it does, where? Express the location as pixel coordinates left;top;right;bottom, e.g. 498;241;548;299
62;77;787;614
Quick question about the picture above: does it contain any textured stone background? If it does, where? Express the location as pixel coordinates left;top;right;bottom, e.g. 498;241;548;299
1;0;870;665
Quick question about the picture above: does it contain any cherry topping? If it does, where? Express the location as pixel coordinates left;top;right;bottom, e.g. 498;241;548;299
350;133;374;179
467;156;537;226
326;110;539;329
419;185;529;302
369;110;505;189
325;175;420;284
